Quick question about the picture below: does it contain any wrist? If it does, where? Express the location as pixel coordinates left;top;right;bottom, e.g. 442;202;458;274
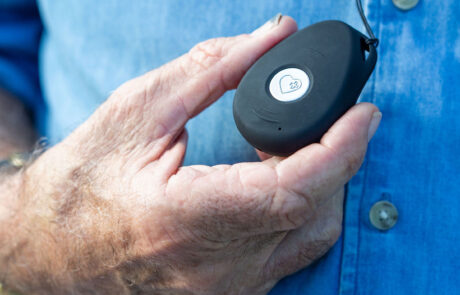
0;154;69;294
0;168;23;228
0;151;44;234
0;148;143;294
0;169;25;293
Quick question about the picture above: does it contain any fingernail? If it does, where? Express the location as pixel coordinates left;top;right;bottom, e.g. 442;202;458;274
368;112;382;142
269;13;283;26
252;13;283;36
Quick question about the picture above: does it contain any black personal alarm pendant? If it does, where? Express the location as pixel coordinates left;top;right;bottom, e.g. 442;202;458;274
233;2;379;156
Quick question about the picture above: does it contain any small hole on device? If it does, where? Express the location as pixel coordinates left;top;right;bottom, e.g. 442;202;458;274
360;37;370;61
278;127;282;131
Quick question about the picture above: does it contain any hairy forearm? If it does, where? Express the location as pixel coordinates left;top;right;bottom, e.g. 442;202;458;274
0;167;74;294
0;153;146;294
0;165;67;294
0;172;24;294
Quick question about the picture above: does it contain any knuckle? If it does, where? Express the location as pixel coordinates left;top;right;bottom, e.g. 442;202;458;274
188;38;226;71
344;147;366;178
272;190;310;229
322;136;368;180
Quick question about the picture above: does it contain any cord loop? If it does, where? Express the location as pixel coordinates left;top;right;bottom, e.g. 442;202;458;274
356;0;379;48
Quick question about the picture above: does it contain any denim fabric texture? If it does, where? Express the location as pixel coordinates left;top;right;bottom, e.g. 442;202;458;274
1;0;460;294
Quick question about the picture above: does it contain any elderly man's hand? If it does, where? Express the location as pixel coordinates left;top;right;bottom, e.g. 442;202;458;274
0;16;381;295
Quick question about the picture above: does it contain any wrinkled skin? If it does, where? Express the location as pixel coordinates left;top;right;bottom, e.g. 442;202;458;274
1;16;380;295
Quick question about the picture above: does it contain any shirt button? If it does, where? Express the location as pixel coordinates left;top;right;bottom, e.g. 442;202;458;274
392;0;419;10
369;201;399;230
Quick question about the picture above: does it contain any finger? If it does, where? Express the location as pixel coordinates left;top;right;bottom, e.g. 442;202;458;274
106;15;297;151
158;15;297;134
274;102;381;218
263;188;344;280
167;103;379;239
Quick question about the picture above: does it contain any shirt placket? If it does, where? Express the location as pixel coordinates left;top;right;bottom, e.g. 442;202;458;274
338;0;381;294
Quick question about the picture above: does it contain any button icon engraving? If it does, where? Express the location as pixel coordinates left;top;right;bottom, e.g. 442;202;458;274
269;68;310;102
280;75;302;93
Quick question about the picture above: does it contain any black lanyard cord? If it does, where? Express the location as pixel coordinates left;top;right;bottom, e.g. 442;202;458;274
356;0;379;48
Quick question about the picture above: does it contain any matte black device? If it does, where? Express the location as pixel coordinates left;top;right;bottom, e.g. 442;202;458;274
233;2;379;156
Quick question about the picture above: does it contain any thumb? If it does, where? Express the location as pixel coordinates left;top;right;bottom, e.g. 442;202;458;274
167;104;381;239
273;103;382;217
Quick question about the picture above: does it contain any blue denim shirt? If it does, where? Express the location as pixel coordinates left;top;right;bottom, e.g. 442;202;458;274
1;0;460;294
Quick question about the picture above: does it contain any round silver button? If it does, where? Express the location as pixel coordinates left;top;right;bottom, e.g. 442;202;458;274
392;0;419;10
269;68;310;102
369;201;399;230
